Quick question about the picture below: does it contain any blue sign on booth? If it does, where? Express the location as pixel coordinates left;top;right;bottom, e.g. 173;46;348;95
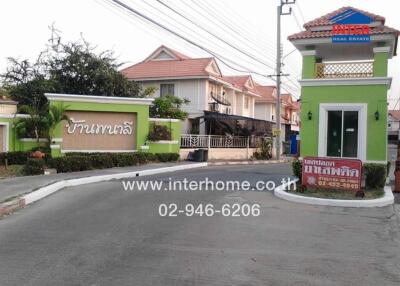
330;9;372;43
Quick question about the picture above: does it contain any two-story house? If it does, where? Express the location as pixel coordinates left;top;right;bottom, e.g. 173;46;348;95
254;85;300;141
121;46;269;135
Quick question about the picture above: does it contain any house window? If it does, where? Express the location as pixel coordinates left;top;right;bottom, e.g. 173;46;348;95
160;84;175;97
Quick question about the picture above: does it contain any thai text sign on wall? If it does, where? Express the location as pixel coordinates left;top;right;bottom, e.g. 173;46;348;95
63;111;136;151
302;157;362;191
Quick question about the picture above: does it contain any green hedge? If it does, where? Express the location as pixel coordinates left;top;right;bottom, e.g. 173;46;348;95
22;158;45;175
47;152;179;173
292;159;302;182
0;151;32;166
364;163;386;189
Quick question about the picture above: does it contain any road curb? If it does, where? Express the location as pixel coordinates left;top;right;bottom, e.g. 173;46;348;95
0;163;208;213
208;159;291;166
0;198;25;217
274;179;394;208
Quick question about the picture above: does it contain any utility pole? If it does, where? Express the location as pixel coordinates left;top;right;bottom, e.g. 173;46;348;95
275;0;295;160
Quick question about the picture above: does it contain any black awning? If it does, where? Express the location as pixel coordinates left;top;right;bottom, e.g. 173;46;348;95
199;111;274;123
197;111;274;136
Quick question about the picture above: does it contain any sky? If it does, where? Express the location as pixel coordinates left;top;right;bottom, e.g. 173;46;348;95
0;0;399;108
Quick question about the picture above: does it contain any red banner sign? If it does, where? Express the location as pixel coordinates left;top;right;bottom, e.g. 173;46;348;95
302;157;362;191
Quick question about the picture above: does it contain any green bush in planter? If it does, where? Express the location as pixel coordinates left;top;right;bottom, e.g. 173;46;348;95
147;124;172;141
292;159;302;182
23;158;45;175
363;163;386;189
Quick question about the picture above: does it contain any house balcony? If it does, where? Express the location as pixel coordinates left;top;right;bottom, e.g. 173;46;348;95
315;61;373;79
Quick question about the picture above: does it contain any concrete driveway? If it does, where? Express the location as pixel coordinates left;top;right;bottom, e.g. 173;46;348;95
0;164;399;285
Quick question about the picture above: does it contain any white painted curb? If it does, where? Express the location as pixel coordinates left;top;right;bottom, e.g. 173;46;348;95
209;159;290;166
23;163;208;205
274;178;394;208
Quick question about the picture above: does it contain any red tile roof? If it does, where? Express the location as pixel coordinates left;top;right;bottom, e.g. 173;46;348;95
121;46;295;98
303;6;385;28
121;57;215;80
254;84;276;103
288;25;399;40
288;6;399;41
222;75;248;88
222;75;259;94
389;110;400;121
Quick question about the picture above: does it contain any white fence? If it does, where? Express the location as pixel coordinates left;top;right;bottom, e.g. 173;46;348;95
181;134;264;148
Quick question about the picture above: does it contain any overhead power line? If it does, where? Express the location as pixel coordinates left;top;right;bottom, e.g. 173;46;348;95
153;0;276;70
295;1;306;24
101;0;299;95
181;0;277;63
106;0;272;77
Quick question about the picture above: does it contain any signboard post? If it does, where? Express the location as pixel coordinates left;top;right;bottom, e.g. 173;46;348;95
302;157;362;191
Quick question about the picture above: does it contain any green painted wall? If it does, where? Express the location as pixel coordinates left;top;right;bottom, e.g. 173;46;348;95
302;55;316;79
0;117;46;152
298;48;391;162
49;100;150;153
300;85;388;161
48;100;181;156
373;52;388;77
0;118;16;152
147;120;181;154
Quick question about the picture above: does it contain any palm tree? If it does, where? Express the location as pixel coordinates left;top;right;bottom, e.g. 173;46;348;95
15;104;47;143
45;104;70;145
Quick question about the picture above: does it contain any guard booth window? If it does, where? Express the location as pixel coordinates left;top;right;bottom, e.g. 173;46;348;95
327;110;358;158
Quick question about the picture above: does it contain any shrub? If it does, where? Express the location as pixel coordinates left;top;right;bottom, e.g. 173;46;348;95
0;151;31;165
47;152;179;173
364;163;386;189
47;156;93;173
156;153;179;162
292;159;302;182
90;154;114;169
23;158;45;175
253;138;272;160
147;124;172;141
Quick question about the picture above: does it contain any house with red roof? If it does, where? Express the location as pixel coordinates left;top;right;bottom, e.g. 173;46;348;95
254;85;300;141
121;46;267;135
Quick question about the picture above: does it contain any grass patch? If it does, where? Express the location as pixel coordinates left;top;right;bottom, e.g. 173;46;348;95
288;184;384;200
0;165;24;179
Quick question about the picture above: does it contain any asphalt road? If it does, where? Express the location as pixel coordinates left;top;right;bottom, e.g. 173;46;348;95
0;164;400;286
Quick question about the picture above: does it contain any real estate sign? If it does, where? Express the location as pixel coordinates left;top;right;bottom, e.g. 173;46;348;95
302;157;362;191
330;8;372;43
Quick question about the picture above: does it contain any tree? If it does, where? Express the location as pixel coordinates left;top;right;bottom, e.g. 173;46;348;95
149;95;189;120
1;27;146;113
1;27;148;139
14;105;48;142
45;104;71;145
